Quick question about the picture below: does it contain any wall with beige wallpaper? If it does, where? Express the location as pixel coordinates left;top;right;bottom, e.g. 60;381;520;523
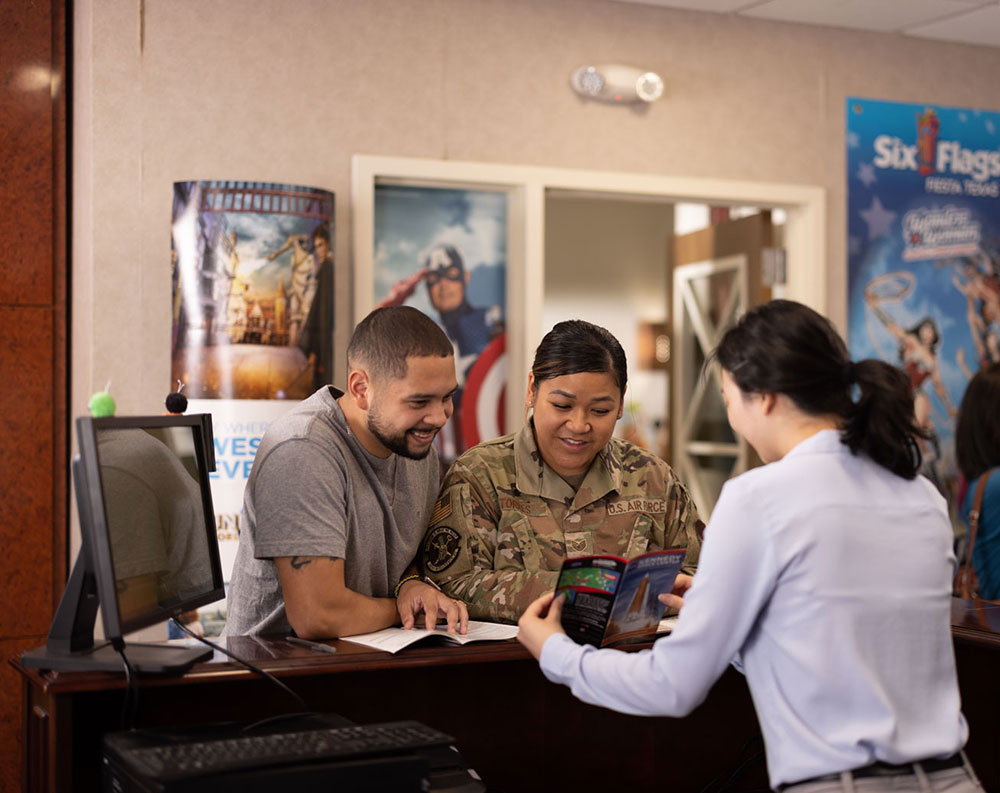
73;0;1000;417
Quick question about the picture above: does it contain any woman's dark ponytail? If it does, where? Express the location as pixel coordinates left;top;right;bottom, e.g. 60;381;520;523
715;300;929;479
842;358;928;479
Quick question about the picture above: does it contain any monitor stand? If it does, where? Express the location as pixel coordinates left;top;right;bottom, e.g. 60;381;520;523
19;512;213;675
21;640;213;675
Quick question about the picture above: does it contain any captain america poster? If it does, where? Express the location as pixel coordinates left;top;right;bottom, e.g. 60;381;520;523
846;98;1000;499
373;185;507;463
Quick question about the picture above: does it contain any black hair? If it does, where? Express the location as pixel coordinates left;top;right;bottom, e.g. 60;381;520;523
904;317;940;353
530;320;627;397
714;299;930;479
956;362;1000;481
347;306;453;381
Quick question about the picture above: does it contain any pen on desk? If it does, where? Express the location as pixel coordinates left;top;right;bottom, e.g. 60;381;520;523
286;636;337;655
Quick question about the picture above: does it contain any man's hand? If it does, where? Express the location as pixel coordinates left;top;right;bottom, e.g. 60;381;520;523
396;579;469;634
517;592;566;660
658;572;693;612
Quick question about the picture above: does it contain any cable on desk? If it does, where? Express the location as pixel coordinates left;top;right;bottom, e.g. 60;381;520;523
171;618;312;721
111;637;139;730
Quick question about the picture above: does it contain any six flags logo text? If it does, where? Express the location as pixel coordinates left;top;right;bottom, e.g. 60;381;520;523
871;108;1000;183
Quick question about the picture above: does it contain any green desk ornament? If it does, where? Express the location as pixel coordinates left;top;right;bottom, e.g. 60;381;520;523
88;382;116;418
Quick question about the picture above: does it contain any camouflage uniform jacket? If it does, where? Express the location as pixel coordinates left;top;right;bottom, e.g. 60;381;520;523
420;423;703;623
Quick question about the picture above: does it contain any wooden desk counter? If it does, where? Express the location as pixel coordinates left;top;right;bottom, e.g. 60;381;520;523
14;602;1000;793
950;598;1000;791
951;597;1000;646
14;634;766;793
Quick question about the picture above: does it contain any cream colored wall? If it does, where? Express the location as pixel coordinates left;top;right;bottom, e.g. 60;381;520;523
73;0;1000;417
545;195;673;324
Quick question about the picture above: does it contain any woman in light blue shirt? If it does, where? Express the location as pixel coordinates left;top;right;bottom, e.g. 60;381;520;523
518;300;982;793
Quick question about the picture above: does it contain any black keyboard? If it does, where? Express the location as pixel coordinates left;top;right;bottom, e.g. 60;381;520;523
110;719;455;782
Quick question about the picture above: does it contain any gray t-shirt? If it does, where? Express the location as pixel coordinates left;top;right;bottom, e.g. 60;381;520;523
223;386;440;636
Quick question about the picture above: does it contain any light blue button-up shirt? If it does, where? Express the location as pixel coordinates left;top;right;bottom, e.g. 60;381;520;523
541;429;967;789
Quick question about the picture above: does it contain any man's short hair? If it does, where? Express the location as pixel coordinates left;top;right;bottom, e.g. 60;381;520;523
347;306;453;381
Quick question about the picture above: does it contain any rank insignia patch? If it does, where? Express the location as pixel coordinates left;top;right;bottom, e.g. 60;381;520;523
424;526;461;572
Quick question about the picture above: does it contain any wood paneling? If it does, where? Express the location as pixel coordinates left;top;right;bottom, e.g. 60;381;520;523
0;0;69;789
0;1;57;306
1;637;45;792
0;307;58;635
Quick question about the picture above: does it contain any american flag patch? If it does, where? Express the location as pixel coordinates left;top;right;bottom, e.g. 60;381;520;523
431;496;451;525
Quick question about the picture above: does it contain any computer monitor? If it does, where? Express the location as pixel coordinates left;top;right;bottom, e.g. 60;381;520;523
22;414;225;674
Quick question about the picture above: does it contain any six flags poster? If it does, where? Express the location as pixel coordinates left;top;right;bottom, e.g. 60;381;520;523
847;98;1000;500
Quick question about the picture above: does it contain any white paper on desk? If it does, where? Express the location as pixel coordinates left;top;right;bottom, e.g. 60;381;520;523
340;620;520;654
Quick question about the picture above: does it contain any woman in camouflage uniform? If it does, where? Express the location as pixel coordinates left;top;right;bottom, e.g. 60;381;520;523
420;320;702;623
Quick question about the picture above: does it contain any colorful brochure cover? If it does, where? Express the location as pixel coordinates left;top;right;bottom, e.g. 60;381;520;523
555;549;686;647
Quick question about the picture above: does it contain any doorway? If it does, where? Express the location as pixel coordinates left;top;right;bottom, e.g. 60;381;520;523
545;192;780;517
544;192;674;460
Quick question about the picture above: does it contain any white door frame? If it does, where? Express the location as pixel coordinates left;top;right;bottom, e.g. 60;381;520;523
353;155;826;433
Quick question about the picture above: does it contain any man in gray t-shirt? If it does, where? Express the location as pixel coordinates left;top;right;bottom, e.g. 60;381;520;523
224;307;469;638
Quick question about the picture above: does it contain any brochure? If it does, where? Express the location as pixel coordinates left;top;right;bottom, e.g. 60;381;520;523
555;549;686;647
340;620;520;654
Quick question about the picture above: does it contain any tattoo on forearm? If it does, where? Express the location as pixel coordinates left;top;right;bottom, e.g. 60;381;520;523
290;556;312;570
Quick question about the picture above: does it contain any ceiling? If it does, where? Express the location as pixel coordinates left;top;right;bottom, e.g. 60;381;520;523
612;0;1000;49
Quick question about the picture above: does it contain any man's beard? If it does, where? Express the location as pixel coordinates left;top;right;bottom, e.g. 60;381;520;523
367;408;437;460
